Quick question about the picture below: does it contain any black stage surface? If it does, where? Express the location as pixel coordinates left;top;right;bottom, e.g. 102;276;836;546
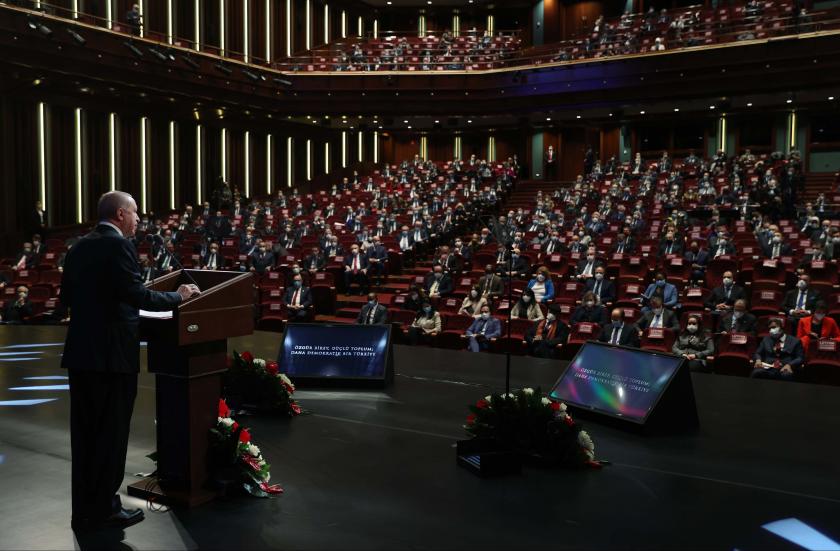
1;325;839;550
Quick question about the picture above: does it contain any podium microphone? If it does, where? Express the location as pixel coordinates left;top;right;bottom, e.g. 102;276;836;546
167;252;201;290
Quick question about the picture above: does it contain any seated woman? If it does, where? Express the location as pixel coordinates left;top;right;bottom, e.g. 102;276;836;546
570;291;608;325
796;301;840;351
458;285;488;318
408;301;442;345
672;314;714;373
510;288;544;321
527;266;555;304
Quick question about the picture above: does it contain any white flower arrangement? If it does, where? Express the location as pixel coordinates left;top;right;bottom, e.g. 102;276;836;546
248;444;261;457
218;417;235;427
522;388;534;396
540;397;551;406
578;430;595;461
484;395;492;403
253;359;266;369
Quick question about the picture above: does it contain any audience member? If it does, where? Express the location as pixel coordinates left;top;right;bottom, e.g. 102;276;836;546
525;305;569;359
464;305;501;352
672;314;714;372
751;317;804;381
357;293;389;325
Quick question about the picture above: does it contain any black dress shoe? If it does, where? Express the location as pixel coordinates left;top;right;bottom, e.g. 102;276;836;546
103;507;144;529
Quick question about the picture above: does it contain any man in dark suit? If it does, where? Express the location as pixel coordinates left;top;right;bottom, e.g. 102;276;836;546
435;245;463;274
12;242;38;271
284;274;313;321
584;267;616;304
425;265;453;299
599;308;641;347
60;191;198;532
465;304;503;352
782;275;821;323
658;230;683;258
636;297;680;331
751;318;804;381
27;200;48;239
704;270;746;313
139;257;158;284
357;293;389;325
1;285;33;324
344;244;370;295
366;237;388;286
762;231;792;260
575;250;603;281
303;246;326;275
249;243;275;274
499;248;529;280
525;306;569;359
684;241;710;283
200;242;225;270
610;233;635;255
477;265;504;299
717;299;757;334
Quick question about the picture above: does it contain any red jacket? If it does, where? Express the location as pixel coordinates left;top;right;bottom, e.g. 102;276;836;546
797;315;840;342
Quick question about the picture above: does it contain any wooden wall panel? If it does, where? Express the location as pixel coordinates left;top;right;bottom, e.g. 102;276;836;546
84;110;110;212
228;0;245;57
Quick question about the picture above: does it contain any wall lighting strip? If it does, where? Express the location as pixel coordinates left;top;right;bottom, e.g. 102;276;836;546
169;121;176;209
305;0;311;50
244;130;251;197
357;131;363;162
265;0;271;61
373;131;379;163
266;134;272;194
286;136;293;188
341;131;347;167
140;116;148;214
221;127;227;181
285;0;292;57
220;0;226;56
74;108;83;223
306;139;312;181
37;103;46;206
196;124;203;203
324;141;330;174
166;0;173;44
243;0;249;62
108;113;116;191
194;0;201;50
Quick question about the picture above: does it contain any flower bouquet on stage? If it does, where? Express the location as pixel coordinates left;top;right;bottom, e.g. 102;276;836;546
458;387;600;476
223;350;301;416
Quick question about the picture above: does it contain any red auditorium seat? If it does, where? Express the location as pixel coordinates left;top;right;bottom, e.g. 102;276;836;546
561;322;600;360
750;289;783;318
493;317;532;356
438;314;475;350
714;333;758;377
804;339;840;386
640;327;676;354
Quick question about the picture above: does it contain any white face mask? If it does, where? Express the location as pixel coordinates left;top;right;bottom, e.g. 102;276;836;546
585;301;595;308
797;280;807;290
769;327;781;336
546;313;556;322
687;324;698;333
723;278;733;285
481;312;490;320
595;273;604;280
522;296;531;304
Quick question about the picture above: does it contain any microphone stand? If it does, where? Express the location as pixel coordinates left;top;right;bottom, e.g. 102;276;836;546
479;215;512;399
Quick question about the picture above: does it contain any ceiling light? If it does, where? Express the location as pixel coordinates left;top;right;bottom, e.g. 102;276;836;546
387;1;392;4
403;120;409;123
609;113;613;117
709;105;715;110
829;96;836;101
434;120;440;124
639;111;645;115
545;117;551;121
673;108;680;112
746;102;753;107
576;115;581;119
786;99;793;104
467;120;472;123
407;126;412;129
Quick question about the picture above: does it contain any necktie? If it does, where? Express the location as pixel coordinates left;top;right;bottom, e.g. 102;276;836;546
353;255;359;272
584;262;593;276
653;314;661;328
595;281;601;297
479;319;487;335
667;244;672;255
725;286;731;300
618;243;624;253
498;253;504;263
731;315;737;331
797;291;805;309
547;242;554;254
611;326;620;344
293;289;300;306
368;306;376;324
431;281;439;295
717;246;724;257
773;244;780;258
483;277;491;295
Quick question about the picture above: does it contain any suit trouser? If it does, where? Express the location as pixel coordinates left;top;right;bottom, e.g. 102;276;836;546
69;370;138;521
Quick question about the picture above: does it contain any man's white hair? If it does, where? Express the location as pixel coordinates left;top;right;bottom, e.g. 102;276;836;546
97;191;135;221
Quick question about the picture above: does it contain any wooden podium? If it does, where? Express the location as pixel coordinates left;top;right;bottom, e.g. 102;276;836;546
127;269;254;507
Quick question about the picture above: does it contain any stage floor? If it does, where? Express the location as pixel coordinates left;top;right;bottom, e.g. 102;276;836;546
1;325;839;550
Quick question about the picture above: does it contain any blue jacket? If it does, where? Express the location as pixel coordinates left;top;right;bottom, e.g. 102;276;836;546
527;278;555;302
466;316;502;339
642;282;679;308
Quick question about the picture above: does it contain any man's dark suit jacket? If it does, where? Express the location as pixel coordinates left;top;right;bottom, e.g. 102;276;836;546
304;253;326;271
424;273;454;296
357;303;389;324
754;335;805;369
60;224;182;373
584;277;616;303
637;309;680;331
782;288;821;314
476;273;504;297
717;311;757;334
283;286;313;309
598;323;641;348
704;284;747;310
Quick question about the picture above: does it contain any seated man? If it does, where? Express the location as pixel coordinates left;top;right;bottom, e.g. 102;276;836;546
599;308;641;347
200;242;225;270
13;242;38;271
583;267;616;304
640;272;679;312
796;301;840;351
156;242;180;273
1;285;33;324
344;244;370;296
782;274;821;325
303;246;326;275
751;317;804;381
658;229;683;258
424;265;453;299
366;237;388;286
704;270;746;314
464;304;502;352
637;296;680;332
683;240;709;283
284;274;313;321
249;242;275;274
524;305;569;359
575;248;603;281
476;264;504;299
763;230;792;259
717;299;757;334
435;245;463;274
357;293;389;325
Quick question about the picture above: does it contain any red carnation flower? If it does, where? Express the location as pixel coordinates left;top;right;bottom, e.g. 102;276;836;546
466;413;477;424
476;399;489;409
239;428;251;443
218;399;230;418
241;351;254;363
550;401;561;411
266;361;279;376
232;422;239;431
291;402;301;415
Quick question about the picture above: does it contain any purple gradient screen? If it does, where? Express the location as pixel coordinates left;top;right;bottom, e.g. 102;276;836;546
549;344;682;422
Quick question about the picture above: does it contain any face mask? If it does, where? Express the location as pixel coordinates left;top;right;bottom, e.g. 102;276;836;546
733;310;744;318
423;306;432;314
585;301;595;308
769;327;781;337
292;268;301;274
537;275;546;282
471;291;478;298
480;312;490;320
723;278;733;286
368;299;377;306
772;236;782;243
587;255;595;261
434;272;442;279
654;308;664;315
656;279;666;287
595;273;604;281
293;281;302;287
687;324;698;333
522;296;531;304
612;319;622;327
797;280;807;290
259;248;266;253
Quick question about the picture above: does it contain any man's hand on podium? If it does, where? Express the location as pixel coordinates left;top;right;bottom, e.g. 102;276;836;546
177;284;201;301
